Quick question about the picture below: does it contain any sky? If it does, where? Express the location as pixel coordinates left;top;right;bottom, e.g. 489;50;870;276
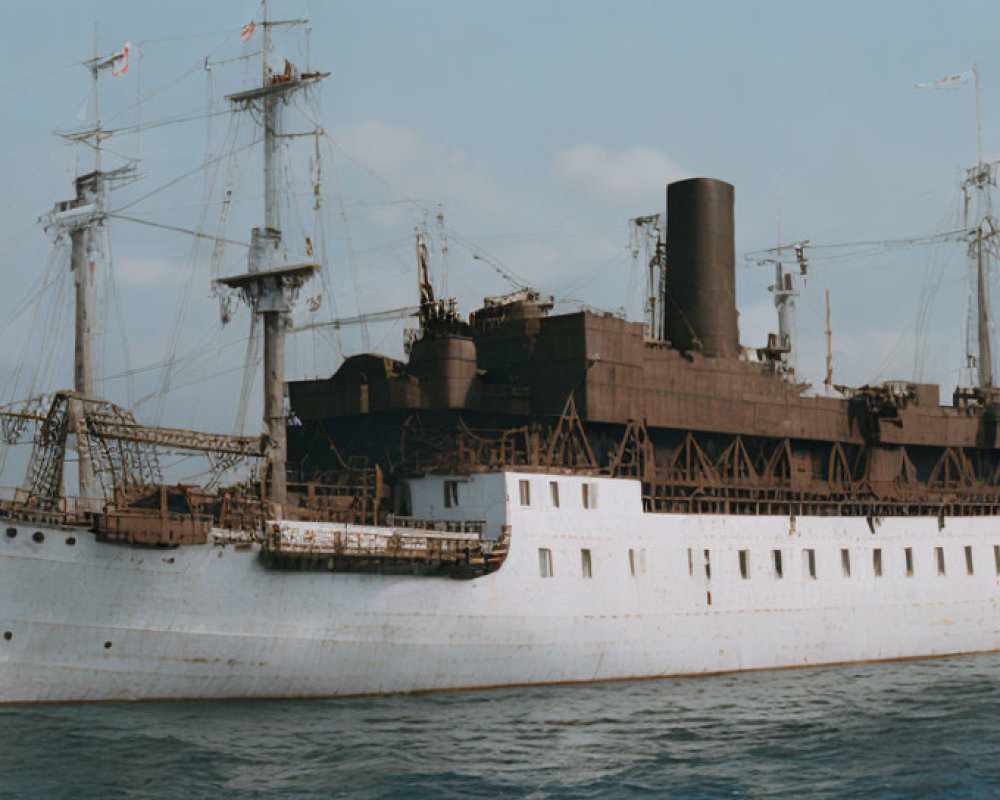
0;0;999;471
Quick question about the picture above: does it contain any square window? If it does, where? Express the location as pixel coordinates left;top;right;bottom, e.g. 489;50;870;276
773;549;783;578
965;545;974;576
538;547;553;578
738;549;749;579
519;480;531;507
905;547;914;577
803;548;816;579
936;546;946;576
873;548;883;577
443;480;459;509
581;548;592;578
550;481;560;507
841;548;851;578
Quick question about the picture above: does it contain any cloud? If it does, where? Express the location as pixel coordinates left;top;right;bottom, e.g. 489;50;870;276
551;144;687;203
332;121;506;222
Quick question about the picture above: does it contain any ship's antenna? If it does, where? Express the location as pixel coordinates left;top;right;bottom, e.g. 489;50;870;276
437;206;450;297
975;62;984;170
92;23;100;172
219;11;328;514
776;175;781;250
824;289;833;388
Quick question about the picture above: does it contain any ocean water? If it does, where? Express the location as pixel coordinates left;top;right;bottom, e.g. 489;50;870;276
2;655;999;799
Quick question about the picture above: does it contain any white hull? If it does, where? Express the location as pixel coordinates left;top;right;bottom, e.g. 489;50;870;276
2;471;999;702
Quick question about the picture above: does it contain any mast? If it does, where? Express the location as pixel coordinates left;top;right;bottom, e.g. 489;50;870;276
824;289;833;388
772;262;798;375
45;37;133;499
977;223;994;388
221;11;326;514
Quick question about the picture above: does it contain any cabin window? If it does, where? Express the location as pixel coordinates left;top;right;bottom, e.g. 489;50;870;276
582;483;597;510
803;548;816;579
841;549;851;578
550;481;560;507
581;549;593;578
519;480;531;507
443;480;459;509
905;547;914;577
687;548;694;576
738;549;749;579
629;548;636;577
538;548;553;578
965;545;974;576
994;545;1000;576
873;548;883;577
936;546;946;576
703;549;712;580
773;549;783;578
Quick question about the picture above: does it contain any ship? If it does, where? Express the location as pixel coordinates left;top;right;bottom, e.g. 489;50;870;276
2;19;1000;703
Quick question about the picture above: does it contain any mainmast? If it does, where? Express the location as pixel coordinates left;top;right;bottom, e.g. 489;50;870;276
221;11;326;513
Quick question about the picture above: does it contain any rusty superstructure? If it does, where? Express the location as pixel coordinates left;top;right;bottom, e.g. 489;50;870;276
287;177;1000;525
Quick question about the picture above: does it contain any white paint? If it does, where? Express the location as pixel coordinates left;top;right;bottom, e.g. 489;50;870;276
1;471;999;702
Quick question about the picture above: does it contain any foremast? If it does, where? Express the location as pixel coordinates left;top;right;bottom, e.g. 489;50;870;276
220;13;326;513
43;40;135;502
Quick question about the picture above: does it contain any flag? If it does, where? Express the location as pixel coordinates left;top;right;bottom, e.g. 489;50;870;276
111;42;130;76
241;21;255;43
915;71;972;89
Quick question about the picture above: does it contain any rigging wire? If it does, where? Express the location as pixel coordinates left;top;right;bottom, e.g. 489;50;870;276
444;230;529;289
108;214;249;248
104;332;251;382
111;137;259;214
102;222;134;408
328;143;369;349
78;107;234;140
153;112;241;425
313;135;343;368
25;261;71;401
234;316;260;436
5;247;66;405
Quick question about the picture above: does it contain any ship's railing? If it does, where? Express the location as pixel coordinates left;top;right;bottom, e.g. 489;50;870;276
261;520;506;579
269;526;477;554
383;514;486;535
643;483;1000;518
0;490;95;528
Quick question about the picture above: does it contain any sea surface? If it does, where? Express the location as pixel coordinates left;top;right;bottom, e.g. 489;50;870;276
2;654;1000;799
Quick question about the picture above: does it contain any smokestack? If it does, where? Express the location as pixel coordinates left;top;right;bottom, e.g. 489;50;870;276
662;178;739;358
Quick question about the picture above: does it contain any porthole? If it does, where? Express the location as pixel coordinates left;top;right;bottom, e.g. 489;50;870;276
66;537;76;546
32;532;44;543
5;528;15;539
104;641;112;649
2;632;11;642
